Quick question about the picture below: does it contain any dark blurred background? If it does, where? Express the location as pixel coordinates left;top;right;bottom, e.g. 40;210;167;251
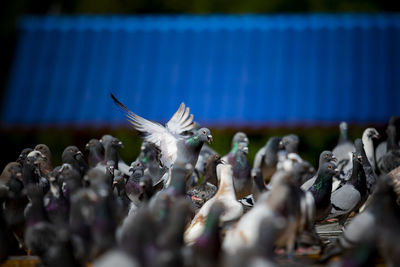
1;0;400;169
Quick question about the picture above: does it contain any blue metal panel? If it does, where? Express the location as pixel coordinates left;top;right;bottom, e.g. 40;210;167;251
2;14;400;128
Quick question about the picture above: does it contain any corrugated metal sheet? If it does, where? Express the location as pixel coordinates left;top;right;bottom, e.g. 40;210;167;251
2;14;400;128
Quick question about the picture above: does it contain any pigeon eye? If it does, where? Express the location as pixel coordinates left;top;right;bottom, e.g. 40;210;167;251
202;130;206;135
328;165;332;169
136;163;140;167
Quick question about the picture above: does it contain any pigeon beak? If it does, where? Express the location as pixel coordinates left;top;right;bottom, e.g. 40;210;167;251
219;159;227;164
243;147;249;154
85;143;90;150
16;172;22;180
374;133;381;139
112;180;118;186
331;156;337;162
118;141;124;148
207;135;213;144
244;137;249;144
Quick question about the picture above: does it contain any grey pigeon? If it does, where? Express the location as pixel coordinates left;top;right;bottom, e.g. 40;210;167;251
281;133;299;154
136;141;167;186
100;135;131;176
126;160;144;206
85;139;105;168
308;162;338;222
377;125;400;174
376;116;400;166
253;136;283;184
221;131;249;162
301;151;337;191
329;152;367;227
111;94;212;184
354;138;378;194
226;141;252;199
332;122;355;179
16;148;33;166
62;146;88;176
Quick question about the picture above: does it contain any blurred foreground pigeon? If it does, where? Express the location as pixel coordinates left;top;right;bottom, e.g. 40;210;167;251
377;125;400;174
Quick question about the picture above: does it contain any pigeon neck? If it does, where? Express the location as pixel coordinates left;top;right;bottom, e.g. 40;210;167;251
361;134;375;170
22;163;38;187
88;146;104;167
202;163;218;187
186;135;203;148
216;166;236;199
130;169;143;182
230;142;239;154
312;171;333;195
104;144;119;166
349;161;367;194
338;128;348;144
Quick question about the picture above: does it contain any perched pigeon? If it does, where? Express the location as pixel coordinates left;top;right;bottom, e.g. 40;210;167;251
16;148;33;166
253;136;283;184
111;94;212;185
377;125;400;174
62;146;88;176
280;134;300;154
221;131;249;163
34;144;53;176
375;116;400;166
328;152;367;228
308;162;338;222
100;135;131;176
85;139;105;168
354;139;377;194
361;128;380;172
136;142;167;186
332;122;355;179
226;141;252;199
126;160;144;206
301;151;337;191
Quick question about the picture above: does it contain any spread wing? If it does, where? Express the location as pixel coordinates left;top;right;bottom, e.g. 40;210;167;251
111;94;177;167
166;102;195;135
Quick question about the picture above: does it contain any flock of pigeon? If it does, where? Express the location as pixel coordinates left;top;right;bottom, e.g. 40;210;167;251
1;95;400;267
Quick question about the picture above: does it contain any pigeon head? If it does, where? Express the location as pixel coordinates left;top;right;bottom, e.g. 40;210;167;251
340;121;348;132
237;141;249;154
352;151;363;164
196;128;213;144
232;132;249;147
266;136;283;152
34;144;51;159
62;146;83;162
111;138;124;148
2;162;22;180
320;150;337;165
85;138;103;151
129;160;144;173
17;148;33;165
319;162;338;178
280;134;299;153
363;128;380;140
26;151;46;167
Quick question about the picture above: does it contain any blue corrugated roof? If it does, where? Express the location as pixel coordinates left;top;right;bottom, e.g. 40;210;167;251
2;14;400;128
